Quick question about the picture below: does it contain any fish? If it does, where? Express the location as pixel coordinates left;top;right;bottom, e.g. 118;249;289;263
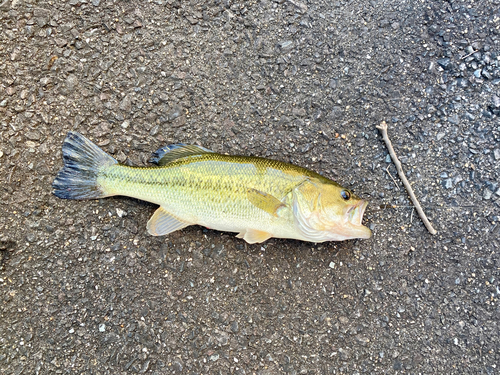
52;132;372;243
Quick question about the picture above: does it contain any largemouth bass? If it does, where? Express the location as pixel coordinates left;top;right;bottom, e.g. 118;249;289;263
52;132;371;243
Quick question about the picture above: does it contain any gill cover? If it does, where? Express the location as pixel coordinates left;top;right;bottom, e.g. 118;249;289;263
292;179;332;242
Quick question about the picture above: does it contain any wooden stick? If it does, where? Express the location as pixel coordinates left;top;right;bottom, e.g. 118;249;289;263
376;121;437;235
385;165;400;190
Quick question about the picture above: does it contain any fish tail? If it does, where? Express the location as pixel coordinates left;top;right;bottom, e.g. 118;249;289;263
52;131;117;199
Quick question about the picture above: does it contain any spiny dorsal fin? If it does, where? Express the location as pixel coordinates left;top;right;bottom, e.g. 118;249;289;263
150;144;214;166
247;188;286;217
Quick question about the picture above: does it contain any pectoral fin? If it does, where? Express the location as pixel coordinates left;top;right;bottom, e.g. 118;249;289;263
247;188;286;217
147;207;191;236
236;229;273;244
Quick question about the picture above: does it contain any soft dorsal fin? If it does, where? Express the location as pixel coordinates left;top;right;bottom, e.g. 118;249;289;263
247;188;286;217
150;143;214;166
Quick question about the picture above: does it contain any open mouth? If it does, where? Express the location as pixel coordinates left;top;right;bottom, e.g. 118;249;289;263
348;200;368;226
340;200;372;240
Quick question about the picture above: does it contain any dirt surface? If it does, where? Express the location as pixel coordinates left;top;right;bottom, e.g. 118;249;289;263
1;0;499;373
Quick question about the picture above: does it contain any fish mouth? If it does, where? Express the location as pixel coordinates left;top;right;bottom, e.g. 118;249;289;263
346;200;372;238
348;200;368;226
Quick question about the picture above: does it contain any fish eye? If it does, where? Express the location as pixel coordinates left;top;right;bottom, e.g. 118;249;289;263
340;190;351;200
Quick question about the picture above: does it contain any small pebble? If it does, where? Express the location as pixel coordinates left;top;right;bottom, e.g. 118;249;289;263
465;112;475;121
492;95;500;108
437;58;451;70
40;77;52;86
278;40;294;50
456;78;468;88
116;151;127;163
495;149;500;160
150;125;159;136
483;189;493;200
172;361;183;372
119;95;132;112
447;114;459;124
168;105;182;121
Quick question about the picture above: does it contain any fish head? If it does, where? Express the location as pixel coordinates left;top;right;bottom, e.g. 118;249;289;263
292;179;372;242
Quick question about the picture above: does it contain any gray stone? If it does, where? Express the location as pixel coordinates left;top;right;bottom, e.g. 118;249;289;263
447;114;459;124
172;361;183;372
278;40;294;50
66;74;78;91
167;105;183;121
39;77;52;86
494;149;500;160
437;58;452;70
484;189;493;200
492;95;500;108
464;112;476;121
456;78;468;88
119;95;133;112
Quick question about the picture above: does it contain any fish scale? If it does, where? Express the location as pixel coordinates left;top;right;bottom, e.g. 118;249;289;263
99;156;302;224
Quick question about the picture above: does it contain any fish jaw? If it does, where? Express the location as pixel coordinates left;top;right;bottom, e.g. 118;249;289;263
342;222;372;240
343;200;372;239
347;200;367;225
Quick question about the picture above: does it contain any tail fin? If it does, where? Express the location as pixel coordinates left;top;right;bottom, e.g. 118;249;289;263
52;132;118;199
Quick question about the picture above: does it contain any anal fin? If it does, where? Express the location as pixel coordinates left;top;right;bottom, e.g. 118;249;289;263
147;207;191;236
236;229;273;244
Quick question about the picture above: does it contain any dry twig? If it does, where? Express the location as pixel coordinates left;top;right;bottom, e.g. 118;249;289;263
376;121;437;235
385;165;400;190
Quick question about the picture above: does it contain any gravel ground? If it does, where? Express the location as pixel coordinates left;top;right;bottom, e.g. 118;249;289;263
1;0;499;374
